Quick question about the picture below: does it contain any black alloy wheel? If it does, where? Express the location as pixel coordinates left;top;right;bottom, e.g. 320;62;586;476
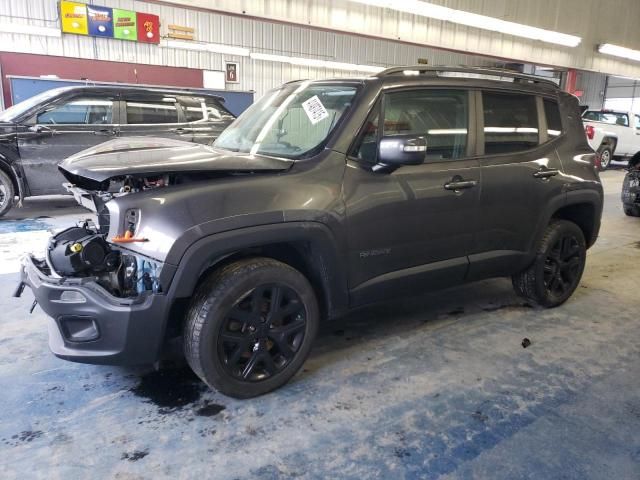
184;257;319;398
512;220;586;307
542;234;583;298
217;284;307;382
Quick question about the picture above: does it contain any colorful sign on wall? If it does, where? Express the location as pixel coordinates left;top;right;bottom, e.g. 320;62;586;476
113;9;138;41
59;2;160;44
87;5;113;38
136;13;160;43
60;1;89;35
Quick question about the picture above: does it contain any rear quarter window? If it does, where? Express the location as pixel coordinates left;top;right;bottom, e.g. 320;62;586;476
543;98;563;138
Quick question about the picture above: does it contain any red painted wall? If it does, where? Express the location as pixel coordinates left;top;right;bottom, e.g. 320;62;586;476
0;52;204;107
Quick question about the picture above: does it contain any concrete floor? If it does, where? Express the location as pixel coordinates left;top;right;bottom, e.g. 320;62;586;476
1;170;639;479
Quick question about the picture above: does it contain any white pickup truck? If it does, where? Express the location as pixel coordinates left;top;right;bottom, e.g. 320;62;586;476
582;110;640;170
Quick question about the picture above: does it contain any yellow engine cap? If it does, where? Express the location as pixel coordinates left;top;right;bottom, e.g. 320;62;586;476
70;243;83;253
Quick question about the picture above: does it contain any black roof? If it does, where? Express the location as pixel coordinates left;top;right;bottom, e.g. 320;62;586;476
299;65;561;94
47;85;225;101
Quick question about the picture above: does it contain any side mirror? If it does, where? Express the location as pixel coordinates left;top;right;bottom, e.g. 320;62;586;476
377;135;426;169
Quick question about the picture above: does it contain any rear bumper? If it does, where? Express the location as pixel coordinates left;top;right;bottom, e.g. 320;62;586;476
19;255;170;365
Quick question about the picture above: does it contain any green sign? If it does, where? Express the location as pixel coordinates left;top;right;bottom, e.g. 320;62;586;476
113;8;137;41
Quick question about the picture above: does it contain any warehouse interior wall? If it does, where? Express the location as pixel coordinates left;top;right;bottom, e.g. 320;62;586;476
165;0;640;79
0;52;205;108
0;0;498;99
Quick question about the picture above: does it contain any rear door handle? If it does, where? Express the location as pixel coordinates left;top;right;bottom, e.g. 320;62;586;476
444;179;478;191
172;127;191;134
533;168;559;179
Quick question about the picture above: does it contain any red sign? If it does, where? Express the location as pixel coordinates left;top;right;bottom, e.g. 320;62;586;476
136;12;160;43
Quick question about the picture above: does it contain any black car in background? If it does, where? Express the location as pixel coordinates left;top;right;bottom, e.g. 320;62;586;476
622;153;640;217
0;85;235;216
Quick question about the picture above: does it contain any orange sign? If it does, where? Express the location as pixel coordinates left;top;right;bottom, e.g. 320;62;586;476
60;1;88;35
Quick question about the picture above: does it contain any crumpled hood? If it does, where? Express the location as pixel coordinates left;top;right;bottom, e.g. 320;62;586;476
58;137;294;187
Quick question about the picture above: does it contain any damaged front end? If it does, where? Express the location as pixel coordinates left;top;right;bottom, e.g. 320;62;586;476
15;137;294;365
15;220;171;365
45;220;163;298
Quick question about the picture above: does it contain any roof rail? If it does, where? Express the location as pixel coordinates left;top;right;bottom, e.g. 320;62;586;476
374;65;560;89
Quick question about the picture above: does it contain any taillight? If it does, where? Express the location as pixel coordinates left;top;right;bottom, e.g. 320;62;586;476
594;152;602;170
585;124;595;140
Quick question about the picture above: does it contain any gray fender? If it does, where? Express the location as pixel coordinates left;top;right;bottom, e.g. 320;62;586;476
164;221;349;319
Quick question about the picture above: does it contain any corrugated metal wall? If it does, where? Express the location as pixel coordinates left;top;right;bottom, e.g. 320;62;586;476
172;0;640;80
577;71;607;109
0;0;496;98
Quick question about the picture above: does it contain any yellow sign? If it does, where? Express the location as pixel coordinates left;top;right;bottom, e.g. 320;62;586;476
60;1;88;35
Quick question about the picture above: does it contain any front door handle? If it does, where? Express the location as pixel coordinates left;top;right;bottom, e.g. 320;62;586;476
444;179;478;191
94;128;116;136
533;168;559;179
172;127;191;134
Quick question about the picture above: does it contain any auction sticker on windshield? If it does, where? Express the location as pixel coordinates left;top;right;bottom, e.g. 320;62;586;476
302;95;329;125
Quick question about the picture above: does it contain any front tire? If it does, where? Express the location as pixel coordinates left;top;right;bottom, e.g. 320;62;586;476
598;146;612;171
0;170;15;217
183;258;319;399
512;220;587;308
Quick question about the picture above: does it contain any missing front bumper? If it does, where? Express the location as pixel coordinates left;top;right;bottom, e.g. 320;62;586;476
18;254;170;365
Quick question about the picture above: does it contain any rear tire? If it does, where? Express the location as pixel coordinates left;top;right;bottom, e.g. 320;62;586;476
598;146;612;171
623;204;640;217
512;220;586;308
0;170;15;217
183;257;319;399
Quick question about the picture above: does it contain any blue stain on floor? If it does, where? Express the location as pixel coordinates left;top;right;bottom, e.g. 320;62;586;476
0;218;51;234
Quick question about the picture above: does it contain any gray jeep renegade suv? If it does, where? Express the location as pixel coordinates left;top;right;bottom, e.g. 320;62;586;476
17;66;603;398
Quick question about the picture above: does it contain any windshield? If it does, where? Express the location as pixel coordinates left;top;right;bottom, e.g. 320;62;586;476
214;82;359;158
0;88;69;122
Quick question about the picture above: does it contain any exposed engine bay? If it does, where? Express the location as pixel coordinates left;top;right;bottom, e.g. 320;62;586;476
65;172;233;214
46;220;162;299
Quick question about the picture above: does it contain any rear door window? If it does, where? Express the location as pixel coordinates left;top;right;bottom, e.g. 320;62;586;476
36;97;114;124
125;99;179;124
483;92;538;154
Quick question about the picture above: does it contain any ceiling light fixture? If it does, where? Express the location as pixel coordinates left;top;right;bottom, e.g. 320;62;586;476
0;23;61;37
250;52;384;73
163;39;250;57
348;0;581;47
598;43;640;63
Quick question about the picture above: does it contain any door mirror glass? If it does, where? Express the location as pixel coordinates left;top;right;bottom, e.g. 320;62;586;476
378;135;427;166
